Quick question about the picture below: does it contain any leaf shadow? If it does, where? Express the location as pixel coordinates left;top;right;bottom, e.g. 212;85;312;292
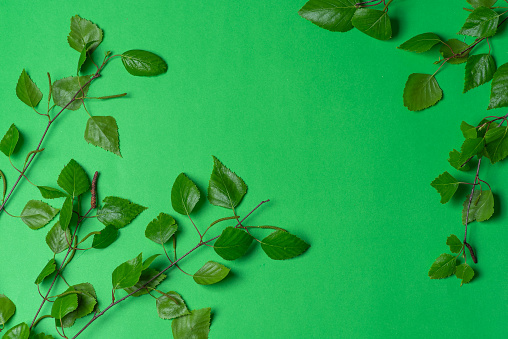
390;17;400;39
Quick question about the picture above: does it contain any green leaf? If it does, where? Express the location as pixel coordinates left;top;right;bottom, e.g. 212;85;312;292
156;291;190;320
397;32;442;53
37;186;68;199
464;54;496;93
460;121;477;139
477;118;498;138
0;124;20;157
485;126;508;163
446;235;463;254
2;322;30;339
171;308;211;339
30;332;54;339
351;8;391;41
439;39;469;65
430;172;459;204
51;294;78;320
462;189;494;224
214;227;253;260
123;268;166;297
35;259;56;285
84;116;121;157
52;75;91;111
142;254;161;270
46;221;71;254
458;6;499;38
455;263;475;286
208;156;247;209
171;173;200;215
145;213;178;244
467;0;497;8
112;253;143;290
0;294;16;327
193;261;230;285
428;253;457;279
488;62;508;109
57;159;90;198
77;41;97;73
121;50;168;76
67;15;102;53
92;225;118;249
57;283;98;328
403;73;442;111
448;150;471;171
260;231;310;260
21;200;59;230
15;69;42;108
459;137;485;163
59;197;73;230
298;0;357;32
97;196;147;229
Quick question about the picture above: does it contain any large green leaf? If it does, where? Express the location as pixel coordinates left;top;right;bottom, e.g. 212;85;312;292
458;6;499;38
52;75;91;111
145;213;178;244
92;225;118;249
208;156;247;209
67;15;102;52
46;221;71;254
430;172;459;204
428;253;457;279
260;231;310;260
171;308;211;339
351;8;391;40
57;283;98;328
459;137;484;163
403;73;442;111
439;39;469;65
467;0;497;8
112;253;143;290
462;189;494;224
121;50;168;76
446;235;463;254
97;196;147;229
37;186;68;199
448;149;471;171
214;227;253;260
485;126;508;163
397;32;442;53
2;322;30;339
57;159;90;198
156;291;190;320
0;124;20;157
15;69;42;108
488;62;508;109
123;268;166;297
298;0;357;32
51;294;78;320
84;116;121;156
193;261;230;285
35;259;56;285
0;294;16;327
59;197;73;230
455;263;475;286
464;54;496;93
20;200;59;230
171;173;200;215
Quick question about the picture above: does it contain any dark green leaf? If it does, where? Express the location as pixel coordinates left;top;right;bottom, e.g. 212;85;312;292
156;291;190;320
430;172;459;204
37;186;68;199
121;50;168;76
145;213;178;244
488;62;508;109
351;8;391;40
57;159;90;198
455;263;475;285
67;15;102;52
59;197;73;230
84;116;121;156
46;221;71;254
214;227;253;260
52;75;91;111
403;73;442;111
112;253;143;290
21;200;59;230
51;294;78;320
123;268;166;297
485;126;508;163
142;254;161;270
35;259;56;285
446;235;463;254
92;225;118;249
171;173;200;215
260;231;310;260
397;32;442;53
298;0;357;32
57;283;97;328
448;150;471;171
459;137;485;163
458;6;499;37
171;308;211;339
77;41;97;73
467;0;497;8
193;261;230;285
97;196;147;229
2;322;29;339
439;39;469;65
208;156;247;209
0;124;20;157
0;294;16;327
462;189;494;224
464;54;496;93
31;332;54;339
428;253;457;279
460;121;477;139
477;118;498;138
15;69;42;108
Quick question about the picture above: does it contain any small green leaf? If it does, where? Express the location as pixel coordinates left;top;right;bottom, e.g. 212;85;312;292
260;231;310;260
430;172;459;204
59;197;73;230
485;126;508;163
21;200;59;230
488;62;508;109
145;213;178;244
208;156;247;209
2;322;30;339
15;69;42;108
30;332;54;339
464;54;496;93
142;254;161;270
460;121;478;139
51;294;78;320
35;259;56;285
214;227;253;260
121;50;168;76
112;253;143;290
351;8;392;40
428;253;457;279
462;189;494;224
92;225;118;249
298;0;357;32
37;186;68;199
171;308;211;339
455;263;475;286
52;75;91;111
97;196;147;229
458;6;499;38
67;15;102;53
439;39;469;65
84;116;121;157
77;41;97;73
403;73;442;111
0;294;16;327
397;32;442;53
446;235;463;254
57;283;98;328
449;150;471;171
46;222;71;254
467;0;497;8
123;268;166;297
171;173;200;215
0;124;20;157
459;137;485;163
193;261;230;285
156;291;190;320
57;159;90;198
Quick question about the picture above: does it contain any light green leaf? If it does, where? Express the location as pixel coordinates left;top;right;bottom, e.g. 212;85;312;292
467;0;497;8
260;231;310;260
193;261;230;285
145;213;178;244
142;254;161;270
121;50;168;76
57;159;90;198
92;225;118;249
112;253;143;290
171;308;211;339
51;294;78;320
430;172;459;204
84;116;121;157
464;54;496;93
21;200;59;230
67;15;102;52
37;186;68;199
35;259;56;285
403;73;442;111
156;291;190;320
449;149;471;171
462;189;494;224
59;197;73;230
298;0;357;32
208;156;247;209
455;263;475;286
15;69;42;108
57;283;98;328
97;196;147;229
2;322;29;339
214;227;253;260
458;6;499;38
123;268;166;297
46;221;71;254
439;39;469;65
459;137;485;163
488;62;508;109
428;253;457;279
0;124;20;157
0;294;16;327
485;126;508;163
446;234;463;254
351;8;391;40
171;173;200;215
397;32;442;53
52;75;91;111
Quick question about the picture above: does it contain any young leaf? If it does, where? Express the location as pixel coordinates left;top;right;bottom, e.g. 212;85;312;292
51;294;78;321
214;227;253;260
449;149;472;171
52;75;91;111
403;73;442;111
260;231;310;260
15;69;42;108
67;15;102;53
0;294;16;328
464;54;496;93
351;8;392;41
171;308;211;339
97;196;147;229
145;213;178;244
57;159;90;198
84;116;121;156
467;0;497;8
156;291;190;320
37;186;68;199
439;39;469;65
35;259;56;284
59;197;73;230
446;235;463;254
20;200;59;230
121;50;168;76
193;261;230;285
455;263;475;286
484;126;508;163
208;156;247;209
142;254;161;270
397;32;442;53
459;137;485;164
112;253;143;290
123;268;166;297
46;221;71;254
298;0;357;32
430;172;459;204
2;322;30;339
92;224;119;249
428;253;457;279
488;62;508;109
462;189;494;224
458;6;499;38
171;173;200;215
460;121;477;139
0;124;20;157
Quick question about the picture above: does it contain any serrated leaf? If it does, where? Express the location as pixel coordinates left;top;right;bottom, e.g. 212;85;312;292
37;186;68;199
2;322;30;339
428;253;457;279
446;235;463;254
488;62;508;109
440;39;469;65
92;225;118;249
121;50;168;76
35;259;56;285
193;261;230;285
260;231;310;260
57;159;90;198
467;0;497;8
0;124;20;157
397;32;442;53
459;137;485;163
0;294;16;327
403;73;442;111
298;0;357;32
97;196;147;229
460;121;478;139
430;172;459;204
214;227;253;260
462;189;494;224
84;116;121;156
59;197;73;230
448;149;472;171
67;15;102;53
171;173;200;215
123;268;166;297
51;294;78;320
351;8;391;40
21;200;59;230
52;75;91;111
208;156;247;209
142;254;161;270
112;253;143;290
57;283;97;328
156;291;190;320
455;263;475;286
16;69;42;109
46;222;71;254
464;54;496;93
145;213;178;244
458;6;499;38
171;307;211;339
485;126;508;163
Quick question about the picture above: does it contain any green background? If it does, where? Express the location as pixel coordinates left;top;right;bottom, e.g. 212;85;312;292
1;1;507;338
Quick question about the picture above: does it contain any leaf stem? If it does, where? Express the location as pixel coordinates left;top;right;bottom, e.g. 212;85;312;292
463;158;482;264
